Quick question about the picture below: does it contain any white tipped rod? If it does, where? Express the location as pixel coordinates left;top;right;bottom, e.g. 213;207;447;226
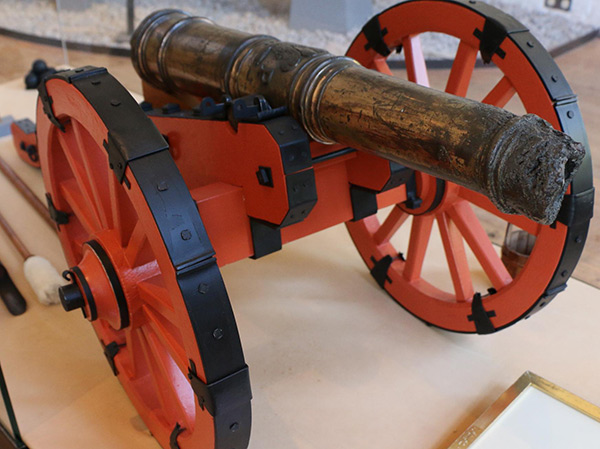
0;211;65;306
23;256;65;306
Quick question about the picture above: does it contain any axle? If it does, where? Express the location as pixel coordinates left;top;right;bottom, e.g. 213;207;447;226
131;9;584;225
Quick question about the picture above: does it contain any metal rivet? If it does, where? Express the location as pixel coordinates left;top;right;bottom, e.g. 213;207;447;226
117;162;123;169
469;0;476;3
527;41;534;48
575;236;582;243
551;75;558;82
157;181;169;191
278;130;285;135
181;229;192;240
213;328;223;340
198;283;209;294
230;422;240;432
561;270;568;277
567;110;574;119
111;99;121;106
91;80;101;85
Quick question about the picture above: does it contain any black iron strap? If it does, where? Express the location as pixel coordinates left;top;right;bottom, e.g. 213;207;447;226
188;364;252;418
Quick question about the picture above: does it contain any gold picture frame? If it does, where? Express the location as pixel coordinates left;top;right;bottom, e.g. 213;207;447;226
448;371;600;448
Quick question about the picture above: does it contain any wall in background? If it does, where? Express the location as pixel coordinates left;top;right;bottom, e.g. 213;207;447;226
490;0;599;27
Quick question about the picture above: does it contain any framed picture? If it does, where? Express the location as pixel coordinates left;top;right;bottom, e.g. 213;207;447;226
449;371;600;448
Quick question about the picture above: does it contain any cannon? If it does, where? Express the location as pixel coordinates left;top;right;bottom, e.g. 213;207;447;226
31;1;592;448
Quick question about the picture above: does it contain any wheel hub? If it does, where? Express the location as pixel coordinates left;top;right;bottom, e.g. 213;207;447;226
59;239;129;330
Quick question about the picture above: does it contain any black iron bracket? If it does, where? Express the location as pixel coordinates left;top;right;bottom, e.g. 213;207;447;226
473;17;508;63
232;95;287;123
468;293;497;335
169;423;185;449
403;173;423;210
370;255;393;288
45;193;69;226
556;187;595;227
188;363;252;418
362;15;391;57
194;96;232;120
102;341;123;376
280;170;318;227
38;75;65;132
350;185;378;221
249;218;282;259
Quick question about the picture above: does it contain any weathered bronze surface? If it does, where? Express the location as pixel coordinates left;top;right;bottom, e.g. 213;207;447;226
131;9;585;224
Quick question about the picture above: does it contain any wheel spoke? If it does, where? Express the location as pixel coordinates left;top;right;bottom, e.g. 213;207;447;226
143;306;188;374
447;200;512;290
458;187;540;236
109;172;136;245
138;280;178;325
374;205;409;245
370;55;394;76
403;214;434;281
138;327;193;426
482;76;517;108
445;41;478;97
59;179;101;235
437;212;474;301
72;120;111;228
125;328;150;381
403;35;430;87
125;220;151;266
57;130;103;226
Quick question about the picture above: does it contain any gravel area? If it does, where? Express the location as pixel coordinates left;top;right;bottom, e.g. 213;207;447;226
0;0;596;60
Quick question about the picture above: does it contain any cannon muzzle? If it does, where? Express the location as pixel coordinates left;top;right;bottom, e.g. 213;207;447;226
131;9;584;225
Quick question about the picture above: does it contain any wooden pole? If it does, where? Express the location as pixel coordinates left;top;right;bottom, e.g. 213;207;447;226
0;155;54;229
0;211;32;260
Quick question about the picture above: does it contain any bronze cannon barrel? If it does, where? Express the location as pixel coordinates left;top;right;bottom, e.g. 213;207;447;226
131;9;585;224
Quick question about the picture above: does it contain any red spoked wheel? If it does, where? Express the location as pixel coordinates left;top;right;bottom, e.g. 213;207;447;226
346;0;593;333
36;68;251;448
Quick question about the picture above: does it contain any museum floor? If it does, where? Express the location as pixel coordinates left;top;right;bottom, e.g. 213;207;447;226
0;34;599;449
